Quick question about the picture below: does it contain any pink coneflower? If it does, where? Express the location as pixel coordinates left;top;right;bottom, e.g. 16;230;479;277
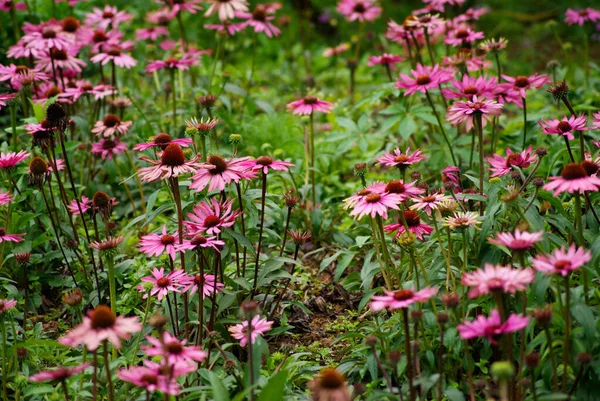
204;20;246;35
396;63;452;95
0;93;17;110
405;13;445;30
61;82;114;102
446;96;503;132
183;273;224;298
0;1;27;11
384;210;433;240
369;287;437;311
0;191;12;206
543;162;600;195
59;305;141;350
29;363;90;383
85;6;132;30
189;155;256;192
486;146;536;178
91;138;127;160
35;48;87;75
489;229;544;251
442;166;461;188
140;268;188;301
67;196;92;215
462;264;535;298
445;25;484;46
228;315;273;346
442;211;480;230
376;147;426;168
146;54;196;73
90;45;137;69
493;83;523;107
344;187;402;220
91;114;132;138
251;156;294;174
0;227;24;243
532;244;591;277
184;198;239;236
204;0;248;21
565;8;600;26
453;6;489;23
337;0;382;22
133;133;194;152
236;6;280;38
0;64;50;90
139;226;193;261
287;96;333;115
186;234;225;253
90;236;124;252
323;43;350;57
23;25;72;51
592;111;600;129
143;331;207;365
441;75;497;100
138;144;201;182
502;73;550;99
136;26;169;41
117;363;180;395
0;298;17;315
458;310;529;345
479;37;508;53
167;0;203;15
367;53;404;70
539;115;588;141
410;193;451;216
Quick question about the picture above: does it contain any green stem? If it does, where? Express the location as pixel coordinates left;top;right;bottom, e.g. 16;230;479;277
1;320;6;401
309;112;316;206
170;69;177;131
521;96;527;148
425;91;457;166
562;275;570;392
573;193;588;304
402;309;415;401
103;342;115;401
129;296;152;367
474;113;484;215
9;104;17;152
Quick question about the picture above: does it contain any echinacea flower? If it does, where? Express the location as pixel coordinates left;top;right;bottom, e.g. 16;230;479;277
228;315;273;346
565;8;600;26
90;45;137;69
184;198;239;236
138;144;201;182
142;331;207;365
543;162;600;195
133;133;194;151
0;150;30;170
91;114;132;137
67;196;92;215
146;54;196;73
441;75;497;100
337;0;382;22
502;73;550;99
404;13;445;30
462;264;535;298
251;156;294;174
0;93;17;110
488;229;544;251
185;234;225;253
136;26;170;41
0;298;17;315
532;244;592;276
140;268;188;301
85;5;132;29
344;187;402;220
367;53;404;70
236;6;280;38
369;287;438;311
91;138;127;160
539;115;588;141
376;147;426;168
29;363;91;383
442;211;480;230
486;146;536;178
445;25;484;46
204;20;246;35
410;193;451;216
0;191;12;206
204;0;248;21
396;63;452;95
380;180;425;200
139;226;193;261
190;154;256;192
117;362;181;395
90;236;124;253
457;310;529;345
323;43;350;57
308;368;351;401
287;96;333;115
183;273;224;298
0;227;24;243
479;37;508;52
446;96;503;131
59;305;141;350
384;210;433;240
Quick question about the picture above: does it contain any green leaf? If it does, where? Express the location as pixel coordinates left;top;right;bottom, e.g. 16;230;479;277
209;372;231;401
257;370;288;401
571;304;595;341
444;388;466;401
222;228;256;257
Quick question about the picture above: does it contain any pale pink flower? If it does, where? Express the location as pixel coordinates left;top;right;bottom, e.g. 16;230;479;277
189;155;256;192
462;264;535;298
543;162;600;195
204;20;246;35
146;54;196;73
396;63;452;95
85;6;132;30
236;7;280;38
91;114;132;137
441;75;497;100
565;8;600;26
384;210;433;240
228;315;273;346
251;156;294;174
61;82;114;102
138;144;201;182
91;138;127;160
0;298;17;315
442;211;480;230
0;1;27;12
35;48;87;74
488;229;544;251
404;13;445;30
133;133;194;151
446;96;503;131
445;25;484;46
367;53;404;70
323;43;350;57
453;6;489;23
0;64;50;90
410;193;451;216
0;227;24;243
369;287;437;311
136;26;170;41
90;45;137;69
143;331;207;365
0;93;17;110
502;73;550;99
337;0;382;22
287;96;333;115
377;147;426;168
185;234;225;253
58;305;141;351
140;268;188;301
458;310;529;345
442;166;461;188
117;362;181;395
539;115;588;141
23;25;72;51
204;0;249;21
486;146;536;178
67;196;92;215
166;0;203;15
183;273;223;298
592;111;600;129
344;187;402;220
139;226;193;261
184;198;239;235
30;363;90;382
532;244;592;277
493;83;523;107
0;191;12;206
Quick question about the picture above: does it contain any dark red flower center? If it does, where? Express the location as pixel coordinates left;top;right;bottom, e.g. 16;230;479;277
416;75;431;85
204;215;221;228
256;156;273;166
393;289;414;301
353;2;366;13
42;29;57;39
103;114;121;127
92;31;108;43
394;155;410;164
161;144;185;166
385;180;406;194
554;260;571;270
422;195;436;203
157;277;170;288
403;210;421;226
62;17;80;32
107;48;121;57
420;16;431;23
101;140;116;150
102;11;115;18
208;155;228;174
581;160;599;176
141;374;158;385
365;193;381;203
45;86;62;98
303;96;318;105
464;86;478;95
505;153;524;167
193;274;205;285
357;189;371;196
153;133;172;150
455;29;469;39
486;278;505;291
29;157;49;175
557;121;572;133
161;234;175;245
50;49;68;61
560;163;587;180
92;191;110;208
81;83;94;91
15;65;28;74
165;341;183;354
191;234;207;246
252;8;266;21
90;305;116;329
0;227;6;236
514;76;530;88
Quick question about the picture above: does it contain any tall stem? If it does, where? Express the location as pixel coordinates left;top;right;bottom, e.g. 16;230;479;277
402;309;415;401
1;320;6;401
247;316;255;401
425;91;457;166
252;172;267;297
521;96;527;148
170;69;177;131
544;326;558;392
474;113;485;215
236;183;248;275
61;380;71;401
170;177;189;336
573;193;588;304
563;275;571;392
309;112;316;206
375;215;394;289
103;342;115;401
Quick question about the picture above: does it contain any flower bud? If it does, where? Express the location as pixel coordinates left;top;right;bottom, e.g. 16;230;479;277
491;361;515;380
365;335;377;346
525;351;540;367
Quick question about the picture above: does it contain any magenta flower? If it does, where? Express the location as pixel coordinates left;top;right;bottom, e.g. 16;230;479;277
367;53;404;70
565;8;600;26
344;186;402;220
539;115;588;141
446;96;503;131
442;165;461;188
189;155;256;192
0;227;24;243
396;63;452;95
384;210;433;240
204;0;248;21
287;96;333;115
136;26;169;41
502;73;550;98
493;83;524;107
166;0;203;15
91;114;132;138
592;111;600;129
0;150;30;170
61;82;114;102
133;133;194;152
458;310;529;345
228;315;273;346
251;156;294;174
376;147;426;168
489;229;544;251
186;234;225;253
90;45;137;69
23;26;72;51
337;0;382;22
59;305;141;351
444;25;484;46
183;273;224;298
0;1;27;11
140;268;188;301
0;298;17;315
138;144;201;182
462;264;535;298
532;244;592;277
0;64;50;90
143;331;207;366
91;138;127;160
204;20;246;35
29;363;90;383
543;162;600;195
404;13;445;30
323;43;350;57
117;363;181;395
184;198;239;236
369;287;437;311
146;54;196;73
0;93;17;111
441;75;497;100
67;196;92;215
236;6;280;38
486;146;536;178
139;226;193;261
85;5;132;30
410;193;451;216
0;191;12;206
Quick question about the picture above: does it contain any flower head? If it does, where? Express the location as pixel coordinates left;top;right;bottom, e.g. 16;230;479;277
236;5;280;38
183;273;224;298
323;43;350;57
29;363;90;383
308;368;351;401
0;191;12;206
140;268;188;301
251;156;294;174
369;287;438;311
189;155;256;192
90;45;137;69
462;264;535;298
532;244;592;276
396;63;452;95
502;73;550;98
184;198;239;236
442;211;480;230
228;315;273;346
488;229;544;251
565;8;600;26
458;310;529;344
287;96;333;115
92;114;132;138
410;193;451;215
337;0;382;22
204;0;248;21
445;25;484;46
0;227;25;243
344;185;402;220
117;362;181;395
0;298;17;315
367;53;404;70
486;146;536;178
91;138;127;160
446;96;503;132
138;144;201;182
441;75;497;100
142;331;207;365
133;133;194;152
539;115;588;141
0;150;30;170
384;209;433;240
543;162;600;195
139;226;193;261
377;148;426;168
